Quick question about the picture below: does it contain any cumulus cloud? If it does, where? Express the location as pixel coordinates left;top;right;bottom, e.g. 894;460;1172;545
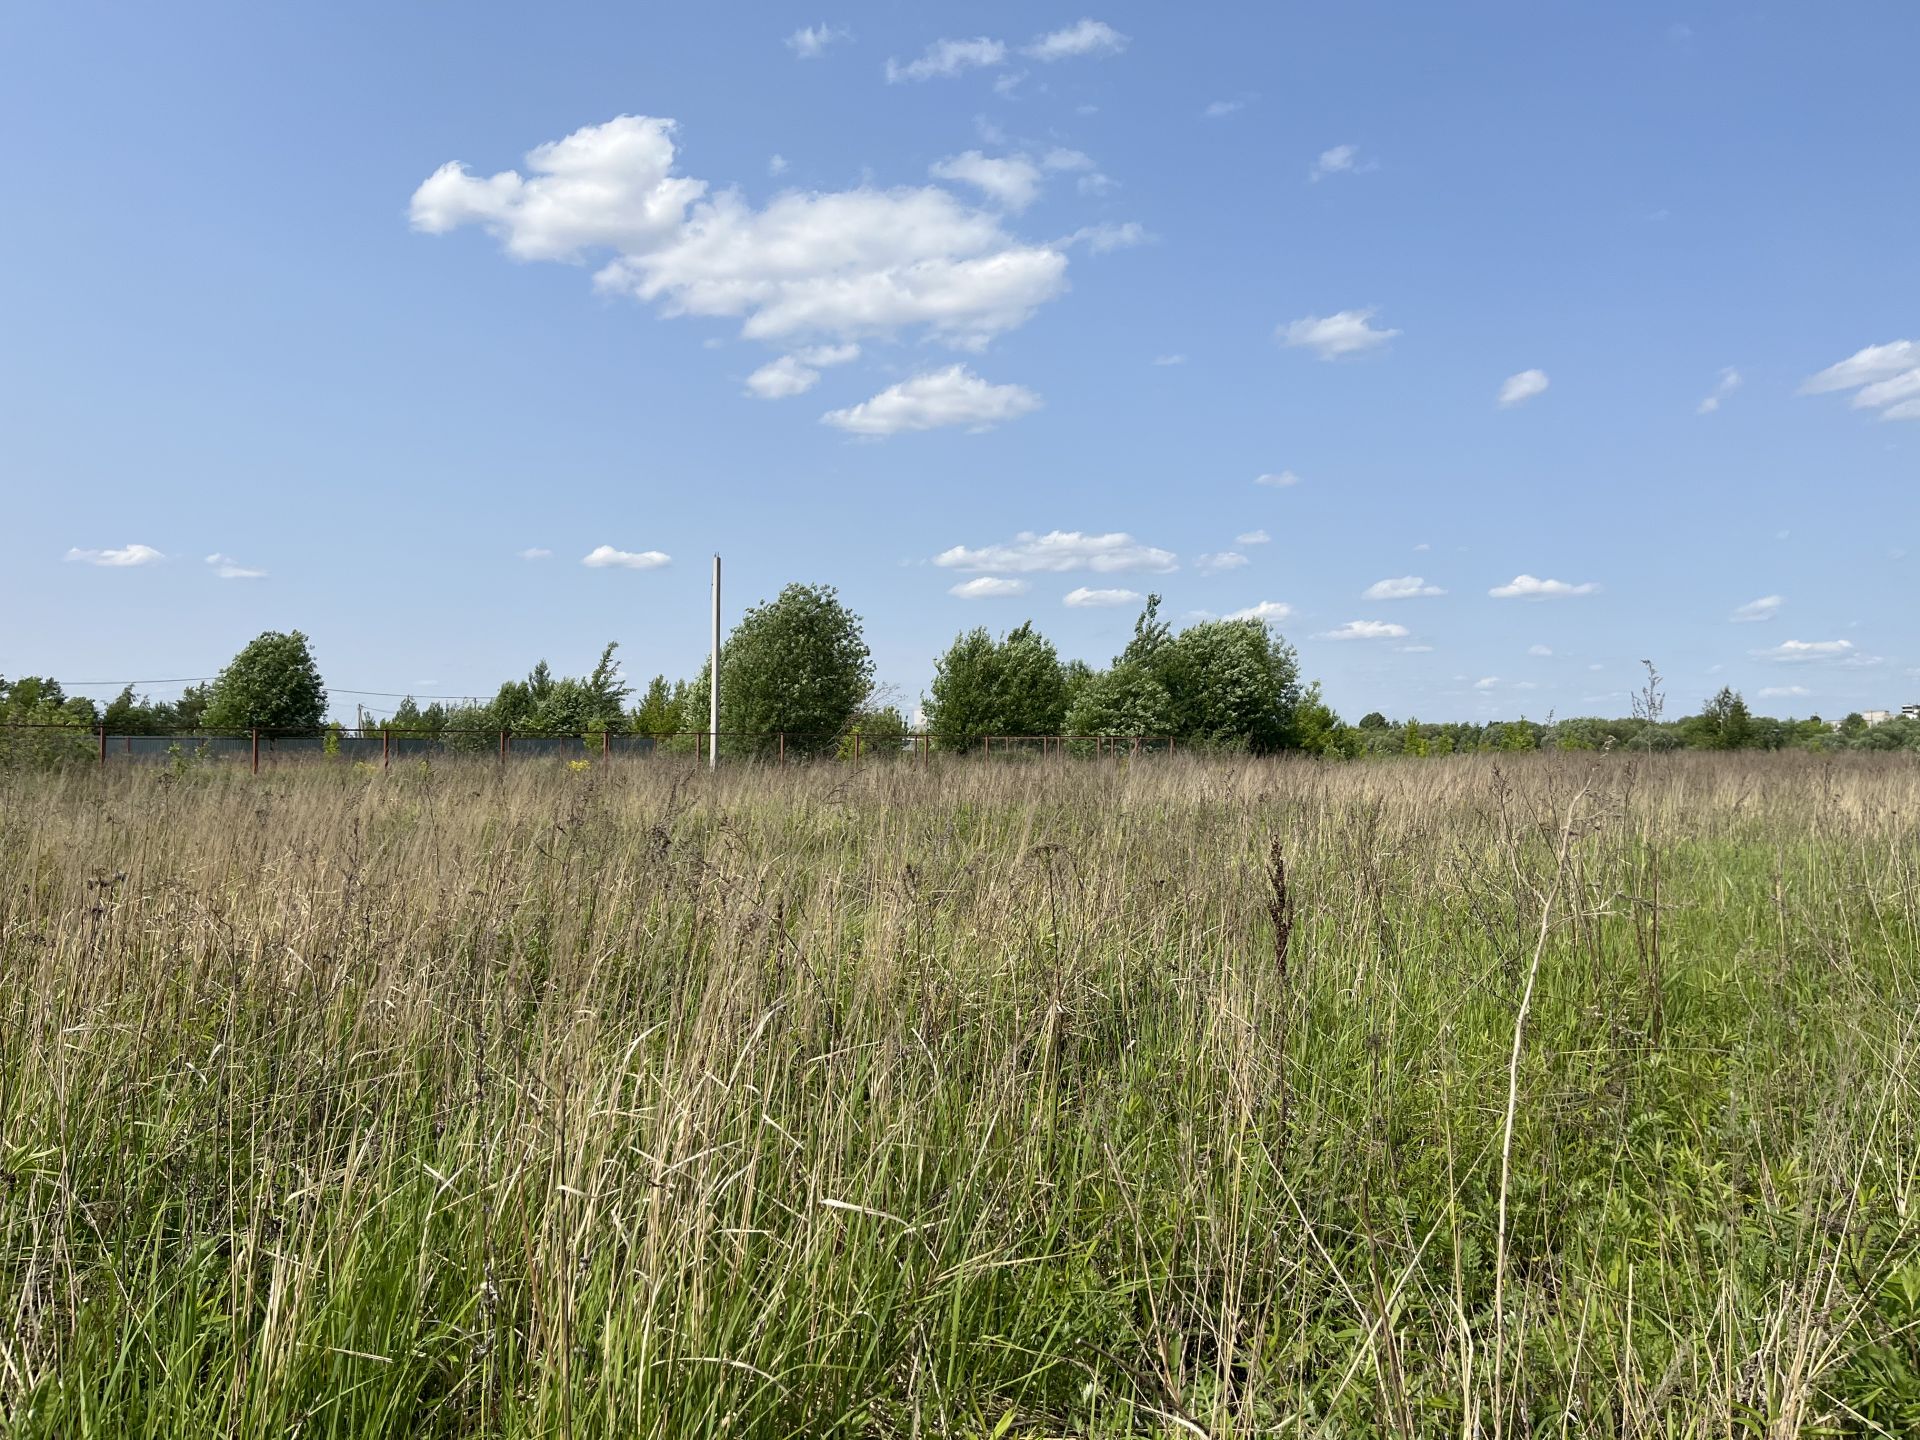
519;547;553;560
949;576;1029;598
1758;684;1811;699
1255;470;1302;488
786;24;846;59
768;154;788;176
821;365;1040;435
1498;369;1550;407
582;545;671;569
1023;19;1128;60
930;151;1044;211
1196;551;1248;575
66;543;163;567
414;115;1071;356
1527;644;1553;657
1362;575;1444;600
205;553;266;580
745;354;821;398
1227;600;1294;622
1236;529;1271;545
1318;620;1409;640
1697;367;1741;414
936;530;1177;574
1279;308;1398;359
1731;594;1782;623
1309;144;1374;181
1473;676;1500;690
1203;99;1246;119
1754;639;1853;662
1490;574;1598;599
1801;340;1920;422
1154;353;1186;366
1064;586;1142;607
885;37;1005;82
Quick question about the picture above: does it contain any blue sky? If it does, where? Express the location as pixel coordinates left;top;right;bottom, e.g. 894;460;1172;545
3;2;1915;724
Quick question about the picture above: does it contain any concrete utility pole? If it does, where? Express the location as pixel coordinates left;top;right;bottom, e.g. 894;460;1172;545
709;554;721;770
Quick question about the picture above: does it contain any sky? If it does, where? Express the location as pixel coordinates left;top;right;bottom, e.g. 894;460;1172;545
3;2;1916;725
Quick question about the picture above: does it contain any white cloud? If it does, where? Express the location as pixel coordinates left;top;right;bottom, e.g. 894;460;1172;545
410;115;705;262
1696;366;1741;414
885;37;1006;82
949;576;1029;598
935;530;1176;574
1758;685;1811;699
1064;586;1142;608
1203;99;1246;119
1235;529;1270;545
1363;575;1445;600
1227;600;1294;623
1061;221;1149;252
1255;470;1302;488
1279;308;1399;359
1413;541;1430;552
582;545;671;570
795;342;859;366
1023;19;1128;60
417;115;1071;355
1527;644;1553;657
822;365;1040;435
1197;551;1248;575
1309;144;1373;182
930;151;1044;211
1800;340;1917;393
1801;341;1920;422
519;547;553;560
1497;369;1550;407
1754;639;1853;662
768;154;788;177
745;354;821;398
1730;594;1783;623
1398;643;1435;653
1490;574;1598;599
786;24;846;59
1319;620;1409;640
66;543;163;567
1473;676;1500;690
205;553;266;580
1042;147;1095;172
1153;353;1187;366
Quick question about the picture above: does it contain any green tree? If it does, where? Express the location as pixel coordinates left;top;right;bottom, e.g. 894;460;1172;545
1;675;99;766
1291;681;1350;757
1684;687;1755;750
712;583;873;759
1400;717;1429;756
839;704;909;761
1064;660;1173;739
628;675;678;736
202;632;328;732
924;622;1067;750
1155;617;1302;750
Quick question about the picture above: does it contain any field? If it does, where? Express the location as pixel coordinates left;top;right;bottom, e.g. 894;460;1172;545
2;753;1917;1437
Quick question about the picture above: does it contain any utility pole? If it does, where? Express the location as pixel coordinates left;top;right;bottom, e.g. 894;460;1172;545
709;554;721;771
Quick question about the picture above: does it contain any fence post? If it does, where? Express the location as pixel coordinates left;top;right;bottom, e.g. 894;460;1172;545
854;731;862;764
602;729;610;761
251;728;259;775
499;728;508;763
779;731;785;767
98;725;107;765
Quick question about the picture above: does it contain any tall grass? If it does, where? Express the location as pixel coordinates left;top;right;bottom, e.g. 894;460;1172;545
1;753;1916;1436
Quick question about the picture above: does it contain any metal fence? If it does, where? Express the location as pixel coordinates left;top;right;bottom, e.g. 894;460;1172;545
2;724;1180;772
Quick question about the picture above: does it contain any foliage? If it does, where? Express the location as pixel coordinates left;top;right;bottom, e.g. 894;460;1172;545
202;630;328;731
707;583;874;759
0;675;98;767
924;622;1068;751
838;704;910;761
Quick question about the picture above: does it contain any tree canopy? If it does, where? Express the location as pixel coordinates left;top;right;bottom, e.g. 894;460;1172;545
202;631;328;731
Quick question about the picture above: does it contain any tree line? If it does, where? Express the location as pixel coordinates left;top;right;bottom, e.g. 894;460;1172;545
6;588;1917;762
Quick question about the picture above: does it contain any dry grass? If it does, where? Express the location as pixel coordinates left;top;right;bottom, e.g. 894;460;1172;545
1;751;1917;1436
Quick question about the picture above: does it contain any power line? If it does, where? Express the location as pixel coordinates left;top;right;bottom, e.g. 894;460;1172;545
48;678;491;702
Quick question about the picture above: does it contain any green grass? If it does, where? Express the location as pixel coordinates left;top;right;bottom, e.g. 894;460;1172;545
1;752;1917;1436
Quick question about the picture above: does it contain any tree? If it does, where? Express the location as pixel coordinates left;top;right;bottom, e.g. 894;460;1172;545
715;583;873;759
1064;660;1173;738
628;675;678;736
1685;687;1753;750
1;675;99;766
839;704;909;761
924;622;1067;750
202;631;328;731
1154;618;1302;750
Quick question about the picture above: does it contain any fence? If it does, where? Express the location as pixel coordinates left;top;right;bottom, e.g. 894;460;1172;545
1;724;1180;773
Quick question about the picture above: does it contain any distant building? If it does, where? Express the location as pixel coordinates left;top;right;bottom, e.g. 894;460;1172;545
1863;710;1892;727
1904;703;1920;721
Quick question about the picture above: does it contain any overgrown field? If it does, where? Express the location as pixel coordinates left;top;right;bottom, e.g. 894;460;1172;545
2;754;1917;1437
